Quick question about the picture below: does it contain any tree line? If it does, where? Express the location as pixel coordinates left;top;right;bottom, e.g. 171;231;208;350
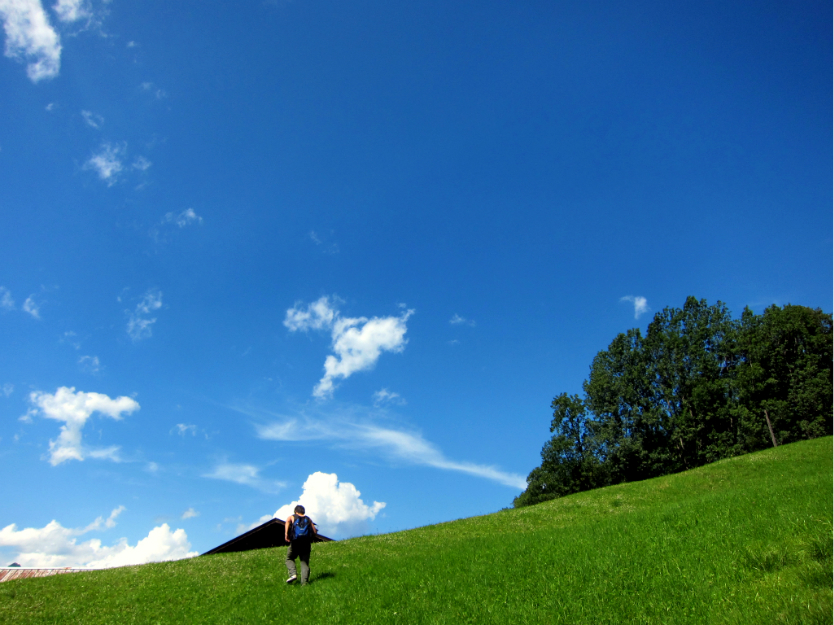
514;297;832;508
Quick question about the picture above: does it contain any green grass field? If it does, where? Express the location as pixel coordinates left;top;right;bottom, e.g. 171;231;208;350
2;437;831;624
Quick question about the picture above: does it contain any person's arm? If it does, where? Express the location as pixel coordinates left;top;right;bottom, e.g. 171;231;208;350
311;520;318;536
284;516;293;543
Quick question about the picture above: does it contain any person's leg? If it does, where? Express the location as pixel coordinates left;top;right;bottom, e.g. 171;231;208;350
285;544;298;580
298;543;311;585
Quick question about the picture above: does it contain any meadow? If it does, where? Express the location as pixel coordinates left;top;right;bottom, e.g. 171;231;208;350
1;437;831;624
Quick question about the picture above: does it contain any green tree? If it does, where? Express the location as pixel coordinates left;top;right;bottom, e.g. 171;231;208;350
514;393;603;507
735;304;833;447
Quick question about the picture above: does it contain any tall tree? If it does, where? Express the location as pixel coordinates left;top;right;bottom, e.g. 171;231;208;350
515;298;832;509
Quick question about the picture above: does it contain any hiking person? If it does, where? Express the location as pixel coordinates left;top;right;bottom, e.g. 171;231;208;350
284;505;318;585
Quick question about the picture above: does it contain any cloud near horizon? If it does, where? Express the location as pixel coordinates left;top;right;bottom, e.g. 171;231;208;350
284;297;414;398
0;506;197;568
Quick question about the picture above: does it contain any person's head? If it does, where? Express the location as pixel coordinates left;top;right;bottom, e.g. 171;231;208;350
294;505;305;516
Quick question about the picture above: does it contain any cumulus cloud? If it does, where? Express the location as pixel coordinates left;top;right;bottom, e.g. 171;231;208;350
620;295;650;319
81;109;102;129
373;388;405;406
52;0;89;23
0;508;197;568
255;415;526;490
127;289;162;341
22;295;39;318
84;141;125;185
0;286;14;310
27;386;139;466
273;472;385;539
181;508;199;520
0;0;61;82
284;296;414;398
203;462;286;494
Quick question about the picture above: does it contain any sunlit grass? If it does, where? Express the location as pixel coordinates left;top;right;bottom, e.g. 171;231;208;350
1;437;831;624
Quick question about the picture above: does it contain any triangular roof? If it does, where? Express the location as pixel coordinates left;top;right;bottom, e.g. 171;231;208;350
202;518;333;556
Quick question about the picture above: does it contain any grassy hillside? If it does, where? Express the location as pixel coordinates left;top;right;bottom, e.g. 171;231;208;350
2;437;831;624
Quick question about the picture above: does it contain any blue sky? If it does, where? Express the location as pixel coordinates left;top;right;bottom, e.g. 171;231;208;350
0;0;830;567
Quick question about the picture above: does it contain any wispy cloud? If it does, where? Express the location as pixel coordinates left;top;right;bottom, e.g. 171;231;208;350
163;208;202;228
252;409;526;490
620;295;650;319
84;141;125;185
25;386;139;466
81;109;102;129
132;156;151;171
2;383;13;397
373;388;405;406
127;288;162;341
0;286;14;310
308;230;339;254
140;81;166;99
449;313;475;327
172;423;197;437
0;0;61;82
203;462;286;494
78;355;100;374
22;295;40;319
285;296;414;398
181;508;199;520
52;0;89;23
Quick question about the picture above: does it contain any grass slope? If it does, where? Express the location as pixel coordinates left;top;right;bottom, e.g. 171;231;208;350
2;437;831;624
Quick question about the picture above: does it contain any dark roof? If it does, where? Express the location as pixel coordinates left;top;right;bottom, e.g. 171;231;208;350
202;518;333;556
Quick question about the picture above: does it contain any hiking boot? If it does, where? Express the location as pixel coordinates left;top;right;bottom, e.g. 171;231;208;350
286;575;297;584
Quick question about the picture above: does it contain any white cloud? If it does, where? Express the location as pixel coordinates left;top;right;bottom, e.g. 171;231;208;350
78;355;100;374
373;388;405;406
0;286;13;310
84;141;125;185
22;295;39;318
81;109;102;128
203;462;285;494
132;155;151;171
620;295;650;319
449;313;475;326
308;230;339;254
0;0;61;82
284;296;414;398
181;508;199;520
2;383;13;397
127;288;162;341
52;0;88;23
273;472;385;539
173;423;196;436
27;386;139;466
140;81;166;99
255;416;526;490
163;208;202;228
0;508;197;568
